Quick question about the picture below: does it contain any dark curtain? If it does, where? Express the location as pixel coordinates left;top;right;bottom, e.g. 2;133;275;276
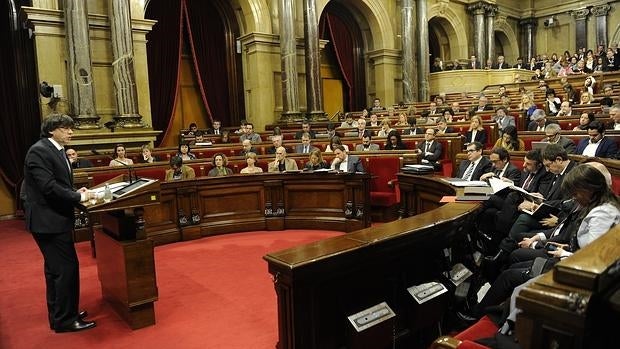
145;0;183;146
0;0;41;202
184;0;231;126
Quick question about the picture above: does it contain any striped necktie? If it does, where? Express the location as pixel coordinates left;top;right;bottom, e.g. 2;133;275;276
462;162;475;180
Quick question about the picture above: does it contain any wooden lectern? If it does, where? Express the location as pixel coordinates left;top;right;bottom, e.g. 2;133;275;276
85;175;161;329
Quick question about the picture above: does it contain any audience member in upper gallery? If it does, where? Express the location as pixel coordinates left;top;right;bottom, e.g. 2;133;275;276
526;57;537;71
541;123;576;154
355;133;380;152
176;141;196;161
575;121;618;158
240;152;263;174
544;88;561;116
403;117;423;136
239;122;262;144
207;153;233;177
494;125;525;152
295;133;318;154
268;146;298;172
239;139;257;157
330;145;364;173
415;128;442;168
594;57;604;72
304;149;330;171
368;97;386;112
451;59;462;70
109;143;134;167
484;58;493;70
140;144;159;164
479;147;522;183
66;148;93;169
325;135;349;153
513;57;525;69
492;55;510;69
339;113;359;129
467;55;482;69
385;130;407;150
431;57;443;72
574;112;596;131
528;109;557;132
606;105;620;130
165;156;195;181
206;119;222;135
571;59;588;75
603;48;618;71
266;135;283;155
599;85;615;107
377;117;395;138
294;120;316;140
493;106;515;135
556;58;573;77
457;141;492;181
579;91;594;105
464;115;487;147
530;68;544;80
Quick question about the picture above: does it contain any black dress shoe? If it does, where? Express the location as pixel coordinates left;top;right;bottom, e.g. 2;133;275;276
54;319;96;333
50;311;89;330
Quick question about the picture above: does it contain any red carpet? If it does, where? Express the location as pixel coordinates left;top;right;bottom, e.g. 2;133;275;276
0;220;342;349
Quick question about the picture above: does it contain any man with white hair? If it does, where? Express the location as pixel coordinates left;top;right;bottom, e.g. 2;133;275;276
542;123;576;154
268;146;298;172
527;109;557;131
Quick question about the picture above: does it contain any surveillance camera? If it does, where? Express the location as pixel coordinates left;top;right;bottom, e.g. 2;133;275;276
543;19;549;27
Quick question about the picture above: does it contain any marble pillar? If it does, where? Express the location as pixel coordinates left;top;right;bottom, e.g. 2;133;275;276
485;4;498;64
278;0;302;122
108;0;144;128
64;0;100;129
416;0;429;102
570;8;590;52
303;0;325;120
401;0;415;103
467;2;487;67
519;18;536;61
591;4;611;49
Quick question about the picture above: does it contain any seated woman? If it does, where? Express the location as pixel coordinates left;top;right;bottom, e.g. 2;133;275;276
393;113;409;127
207;153;233;177
493;125;524;151
220;130;231;143
463;115;487;146
442;109;454;123
165;156;196;181
109;143;134;167
385;130;407;150
377;117;395;137
573;112;595;131
304;149;329;171
579;91;594;105
176;142;196;161
325;135;349;153
240;152;263;174
140;144;159;163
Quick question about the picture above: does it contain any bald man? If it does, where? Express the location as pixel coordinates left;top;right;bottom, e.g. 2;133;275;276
267;146;299;172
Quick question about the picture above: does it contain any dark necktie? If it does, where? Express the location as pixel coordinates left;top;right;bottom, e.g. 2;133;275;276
522;173;534;191
462;162;475;180
425;142;430;153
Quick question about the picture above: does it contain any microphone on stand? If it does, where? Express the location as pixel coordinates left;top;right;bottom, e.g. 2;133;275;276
92;149;136;183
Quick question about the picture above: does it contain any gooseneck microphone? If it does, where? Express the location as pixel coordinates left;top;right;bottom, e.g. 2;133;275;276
92;149;136;183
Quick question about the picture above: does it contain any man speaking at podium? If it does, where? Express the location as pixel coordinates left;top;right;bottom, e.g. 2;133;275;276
23;113;96;333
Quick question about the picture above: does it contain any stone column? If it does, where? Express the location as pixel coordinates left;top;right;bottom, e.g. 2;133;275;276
416;0;429;102
485;4;498;64
467;2;487;66
519;18;536;61
401;0;415;103
570;8;590;52
591;4;611;49
64;0;100;129
108;0;144;128
302;0;324;120
278;0;302;122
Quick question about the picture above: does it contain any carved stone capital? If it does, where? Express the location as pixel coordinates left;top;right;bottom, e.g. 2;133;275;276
570;8;590;21
495;15;507;26
484;3;498;17
591;4;611;17
466;1;486;16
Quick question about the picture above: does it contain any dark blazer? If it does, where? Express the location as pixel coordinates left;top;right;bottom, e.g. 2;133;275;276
457;156;493;181
294;130;317;139
402;127;423;136
294;144;319;154
517;167;548;193
24;138;81;233
239;147;258;157
416;140;442;162
575;136;618;158
206;127;222;135
466;61;482;69
71;158;93;169
332;155;364;173
463;129;487;146
492;62;511;69
496;163;522;183
527;119;558;131
539;161;577;204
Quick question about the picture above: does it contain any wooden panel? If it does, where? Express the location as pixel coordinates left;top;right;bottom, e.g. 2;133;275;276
323;78;344;117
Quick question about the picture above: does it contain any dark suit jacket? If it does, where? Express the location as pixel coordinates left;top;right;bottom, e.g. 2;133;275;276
517;167;548;193
206;128;222;135
416;140;442;162
71;158;93;169
294;130;316;139
492;62;511;69
538;161;577;204
457;156;493;180
575;136;618;158
24;138;81;234
527;119;558;131
466;61;482;69
492;163;522;183
402;127;423;136
333;155;364;173
294;144;319;154
464;129;487;146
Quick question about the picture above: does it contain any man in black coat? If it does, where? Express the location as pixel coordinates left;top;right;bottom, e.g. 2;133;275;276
457;141;493;181
65;148;93;169
23;113;96;333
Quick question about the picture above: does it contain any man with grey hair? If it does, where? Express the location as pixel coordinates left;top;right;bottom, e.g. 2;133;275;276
527;109;557;131
542;123;576;154
493;106;515;134
606;104;620;130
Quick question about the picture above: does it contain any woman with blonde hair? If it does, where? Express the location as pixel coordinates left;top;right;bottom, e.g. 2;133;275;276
378;117;396;137
579;91;593;105
304;149;329;170
394;113;409;127
464;115;487;146
240;152;263;174
518;93;537;120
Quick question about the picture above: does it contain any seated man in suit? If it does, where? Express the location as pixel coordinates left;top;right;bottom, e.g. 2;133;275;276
541;123;576;154
206;119;222;135
415;128;442;167
576;120;618;158
470;95;494;114
239;122;262;144
480;147;522;183
294;121;316;140
266;135;283;154
435;117;454;135
402;117;423;135
492;55;510;69
355;134;380;151
330;145;364;173
527;109;557;131
467;55;481;69
295;133;319;154
457;141;493;181
606;104;620;130
65;148;93;169
268;146;299;172
239;139;257;157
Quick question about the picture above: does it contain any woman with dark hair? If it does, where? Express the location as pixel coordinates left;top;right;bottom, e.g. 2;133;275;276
207;153;233;177
493;125;524;151
573;112;595;131
109;143;134;167
240;152;263;174
325;135;349;153
385;130;407;150
304;149;329;171
176;142;196;161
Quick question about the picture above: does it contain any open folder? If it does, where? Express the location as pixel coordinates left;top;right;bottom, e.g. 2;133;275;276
488;177;543;204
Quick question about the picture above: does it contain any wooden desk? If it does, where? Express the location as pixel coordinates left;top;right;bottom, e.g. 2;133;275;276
264;174;481;349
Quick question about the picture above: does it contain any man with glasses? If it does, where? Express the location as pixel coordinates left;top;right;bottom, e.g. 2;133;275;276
23;113;96;332
600;86;615;107
541;123;575;154
576;120;618;158
527;109;557;131
268;146;299;172
456;141;492;181
415;128;443;167
355;134;380;151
